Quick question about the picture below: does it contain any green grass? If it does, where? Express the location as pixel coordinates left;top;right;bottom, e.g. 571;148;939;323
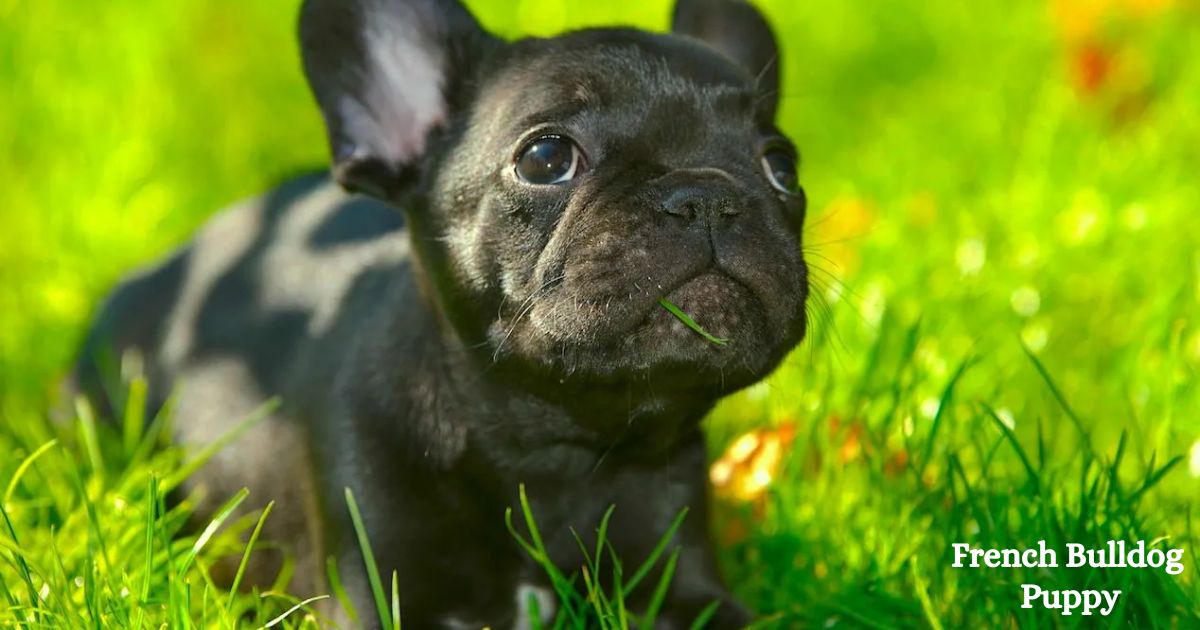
660;298;731;346
2;0;1199;627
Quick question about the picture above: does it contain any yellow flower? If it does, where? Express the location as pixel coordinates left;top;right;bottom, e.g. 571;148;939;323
710;423;796;503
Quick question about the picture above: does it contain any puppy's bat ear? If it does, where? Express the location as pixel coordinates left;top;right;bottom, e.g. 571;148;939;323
672;0;781;117
300;0;497;198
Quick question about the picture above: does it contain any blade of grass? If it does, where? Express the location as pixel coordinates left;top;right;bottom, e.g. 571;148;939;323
687;599;721;630
83;547;100;630
226;501;274;619
506;486;585;627
0;572;20;626
525;589;545;630
326;555;360;627
177;487;250;578
74;398;105;480
1022;343;1093;456
639;547;681;629
0;501;44;622
158;483;180;627
119;389;178;489
917;356;974;478
593;505;614;582
391;569;401;630
345;487;393;630
202;580;211;625
1125;455;1185;507
578;564;613;625
48;529;85;627
133;474;158;630
3;438;58;506
910;556;944;630
982;403;1041;487
608;549;628;630
658;298;729;346
624;507;688;595
260;594;330;628
568;527;611;623
269;554;296;596
0;566;21;617
163;397;279;491
122;376;148;456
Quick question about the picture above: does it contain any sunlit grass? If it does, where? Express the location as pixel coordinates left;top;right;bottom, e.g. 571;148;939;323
2;0;1198;627
0;391;319;627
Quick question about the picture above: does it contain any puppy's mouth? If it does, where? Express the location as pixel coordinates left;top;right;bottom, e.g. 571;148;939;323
654;270;760;344
488;258;806;386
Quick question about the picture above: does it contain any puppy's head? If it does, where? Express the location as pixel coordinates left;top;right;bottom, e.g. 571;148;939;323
301;0;808;396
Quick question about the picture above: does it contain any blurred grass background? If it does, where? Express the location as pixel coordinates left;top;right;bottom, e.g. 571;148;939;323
1;0;1199;626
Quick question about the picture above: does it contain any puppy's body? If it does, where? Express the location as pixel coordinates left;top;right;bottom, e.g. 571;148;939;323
80;173;742;627
76;2;809;627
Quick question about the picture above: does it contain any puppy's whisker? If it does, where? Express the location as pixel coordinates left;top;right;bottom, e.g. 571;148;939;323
802;230;878;249
799;210;846;234
806;264;871;329
489;273;567;364
805;278;849;365
804;266;872;371
801;248;844;267
591;441;618;476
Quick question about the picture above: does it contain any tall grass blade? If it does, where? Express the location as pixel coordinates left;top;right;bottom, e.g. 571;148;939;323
227;500;274;619
639;546;681;628
624;507;688;595
133;474;158;629
1021;344;1093;455
344;487;393;630
910;556;944;630
3;438;57;506
1126;455;1185;506
391;569;402;630
260;594;329;628
0;501;43;622
687;599;722;630
326;555;360;627
982;403;1041;487
658;298;729;346
73;398;105;480
918;356;973;477
177;487;250;578
163;398;279;491
506;486;585;628
122;376;148;456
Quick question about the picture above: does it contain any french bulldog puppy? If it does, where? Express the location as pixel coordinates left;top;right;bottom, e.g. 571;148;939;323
74;0;809;626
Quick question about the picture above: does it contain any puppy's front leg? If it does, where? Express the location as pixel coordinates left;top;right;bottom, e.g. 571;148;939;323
605;434;754;630
652;500;753;630
329;508;523;630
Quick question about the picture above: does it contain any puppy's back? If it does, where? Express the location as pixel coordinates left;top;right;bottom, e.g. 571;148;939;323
73;172;410;425
70;172;414;595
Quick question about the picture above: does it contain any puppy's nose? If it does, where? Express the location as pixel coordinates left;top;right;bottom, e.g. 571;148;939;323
659;180;741;221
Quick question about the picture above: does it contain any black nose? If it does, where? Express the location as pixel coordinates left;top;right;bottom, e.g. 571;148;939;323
659;178;742;221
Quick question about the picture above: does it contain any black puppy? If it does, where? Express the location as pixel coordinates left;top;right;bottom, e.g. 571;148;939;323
74;0;808;626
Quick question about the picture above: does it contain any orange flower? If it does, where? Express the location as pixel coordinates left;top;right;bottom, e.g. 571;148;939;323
1073;42;1114;94
884;448;910;477
710;422;797;502
1050;0;1171;110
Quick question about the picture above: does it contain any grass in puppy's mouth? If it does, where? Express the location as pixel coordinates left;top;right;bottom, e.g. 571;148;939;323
658;297;729;346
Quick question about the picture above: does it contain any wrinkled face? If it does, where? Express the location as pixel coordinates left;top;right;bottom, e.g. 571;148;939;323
434;32;808;392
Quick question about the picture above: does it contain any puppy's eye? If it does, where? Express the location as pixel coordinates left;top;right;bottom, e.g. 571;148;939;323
515;136;584;185
761;148;800;196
